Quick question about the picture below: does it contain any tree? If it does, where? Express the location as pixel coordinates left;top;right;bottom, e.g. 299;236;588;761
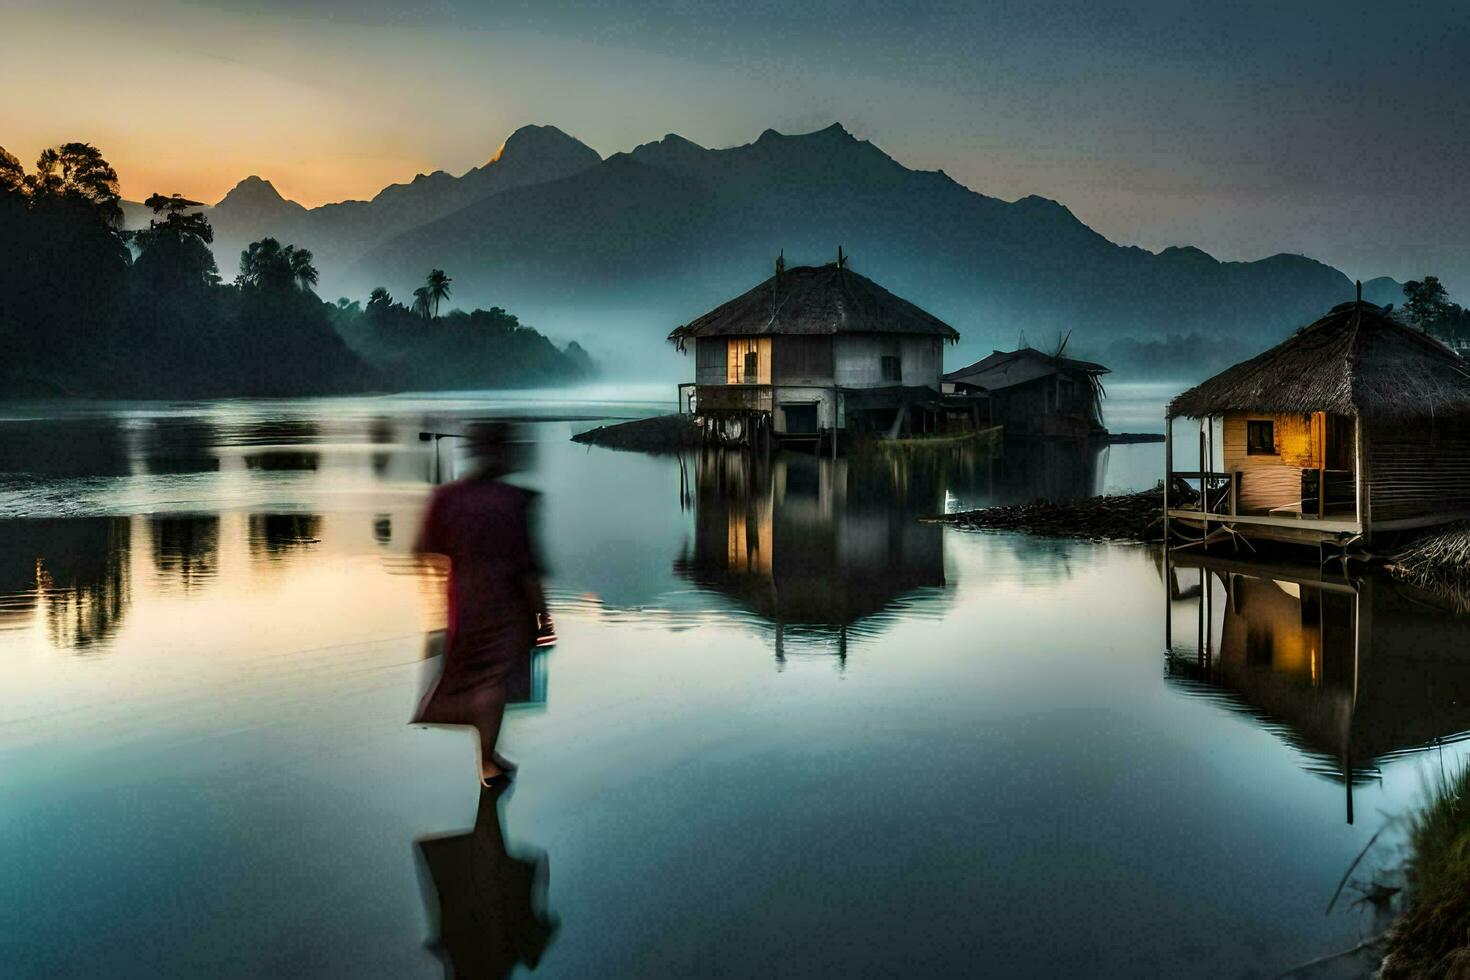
290;247;318;292
0;146;23;194
1403;277;1451;333
425;269;452;318
25;143;123;227
130;193;218;291
236;238;318;293
412;285;432;319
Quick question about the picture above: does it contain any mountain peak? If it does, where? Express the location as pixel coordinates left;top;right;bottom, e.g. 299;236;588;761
215;175;306;215
487;124;600;167
222;175;281;200
756;122;854;145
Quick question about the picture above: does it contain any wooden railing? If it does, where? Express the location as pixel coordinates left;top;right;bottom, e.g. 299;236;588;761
689;384;775;415
1167;470;1236;516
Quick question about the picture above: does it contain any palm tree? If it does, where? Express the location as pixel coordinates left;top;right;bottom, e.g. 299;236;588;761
412;286;432;319
288;247;318;292
425;269;452;318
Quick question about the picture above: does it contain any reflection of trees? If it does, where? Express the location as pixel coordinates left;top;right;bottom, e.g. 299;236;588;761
150;515;219;590
1164;553;1470;821
942;439;1106;512
141;419;220;475
3;517;135;653
675;449;951;657
0;418;130;478
248;513;323;558
243;450;320;472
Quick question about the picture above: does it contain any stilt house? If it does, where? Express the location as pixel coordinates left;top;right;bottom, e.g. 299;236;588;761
669;255;960;446
942;347;1109;439
1166;296;1470;547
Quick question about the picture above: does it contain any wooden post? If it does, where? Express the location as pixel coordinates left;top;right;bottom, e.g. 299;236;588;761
1353;415;1366;539
1317;412;1326;519
1164;414;1173;542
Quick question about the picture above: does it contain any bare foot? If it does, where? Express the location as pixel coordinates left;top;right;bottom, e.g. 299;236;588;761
479;764;505;786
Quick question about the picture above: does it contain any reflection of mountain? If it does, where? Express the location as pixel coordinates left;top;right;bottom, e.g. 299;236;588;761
0;517;132;652
675;449;950;654
415;781;557;979
150;515;219;591
248;514;323;558
1164;553;1470;821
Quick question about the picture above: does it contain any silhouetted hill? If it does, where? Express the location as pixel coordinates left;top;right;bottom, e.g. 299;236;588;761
1362;276;1406;308
182;125;601;282
341;123;1357;372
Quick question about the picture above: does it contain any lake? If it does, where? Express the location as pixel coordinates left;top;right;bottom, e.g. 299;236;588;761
3;382;1466;978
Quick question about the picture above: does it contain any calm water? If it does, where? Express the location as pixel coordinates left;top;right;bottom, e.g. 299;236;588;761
3;383;1467;978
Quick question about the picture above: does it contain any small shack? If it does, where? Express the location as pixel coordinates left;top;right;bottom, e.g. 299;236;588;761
1165;296;1470;548
669;255;961;448
942;347;1108;440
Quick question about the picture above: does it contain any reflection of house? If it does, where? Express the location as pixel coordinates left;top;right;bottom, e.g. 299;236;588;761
1164;552;1470;821
942;347;1108;440
669;257;960;446
675;449;948;655
1166;296;1470;547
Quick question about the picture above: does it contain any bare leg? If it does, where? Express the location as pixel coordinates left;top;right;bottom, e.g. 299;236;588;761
474;682;509;782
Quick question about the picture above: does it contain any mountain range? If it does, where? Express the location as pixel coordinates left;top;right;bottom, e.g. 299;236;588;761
132;123;1404;375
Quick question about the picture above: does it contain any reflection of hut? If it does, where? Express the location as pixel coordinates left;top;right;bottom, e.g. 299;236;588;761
675;449;948;656
942;347;1108;440
1165;296;1470;548
669;257;961;448
1164;552;1470;822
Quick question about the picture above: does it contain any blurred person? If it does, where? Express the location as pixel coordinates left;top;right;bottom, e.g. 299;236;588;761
413;422;553;786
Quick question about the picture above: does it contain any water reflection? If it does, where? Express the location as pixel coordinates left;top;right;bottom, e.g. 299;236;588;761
415;781;558;978
0;516;133;651
248;513;323;558
1164;552;1470;821
139;419;221;475
150;515;219;591
676;449;950;659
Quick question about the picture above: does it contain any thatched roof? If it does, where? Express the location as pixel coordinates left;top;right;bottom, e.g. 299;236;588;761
668;263;959;348
1168;301;1470;419
943;347;1109;391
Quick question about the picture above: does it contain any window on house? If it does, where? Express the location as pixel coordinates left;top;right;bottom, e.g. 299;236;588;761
743;350;759;383
1246;419;1276;455
881;355;901;382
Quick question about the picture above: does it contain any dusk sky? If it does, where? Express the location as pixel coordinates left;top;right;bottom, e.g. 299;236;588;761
6;0;1470;290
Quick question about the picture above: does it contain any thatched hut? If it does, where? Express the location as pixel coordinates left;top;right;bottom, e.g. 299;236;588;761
942;347;1109;440
668;256;960;446
1165;295;1470;546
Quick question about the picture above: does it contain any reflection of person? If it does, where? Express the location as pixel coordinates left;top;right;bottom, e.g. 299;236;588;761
416;779;557;978
413;422;552;786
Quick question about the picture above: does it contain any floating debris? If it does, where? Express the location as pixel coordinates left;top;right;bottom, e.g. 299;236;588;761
929;486;1165;542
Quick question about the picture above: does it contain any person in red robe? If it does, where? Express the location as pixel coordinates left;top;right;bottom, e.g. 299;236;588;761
414;422;552;786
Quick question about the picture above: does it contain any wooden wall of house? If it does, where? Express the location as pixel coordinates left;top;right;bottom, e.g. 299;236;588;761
694;338;726;385
1364;416;1470;523
833;335;943;389
723;337;772;384
1221;411;1323;514
772;336;835;385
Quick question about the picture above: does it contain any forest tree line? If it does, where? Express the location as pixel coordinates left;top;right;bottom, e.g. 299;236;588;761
0;142;593;399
